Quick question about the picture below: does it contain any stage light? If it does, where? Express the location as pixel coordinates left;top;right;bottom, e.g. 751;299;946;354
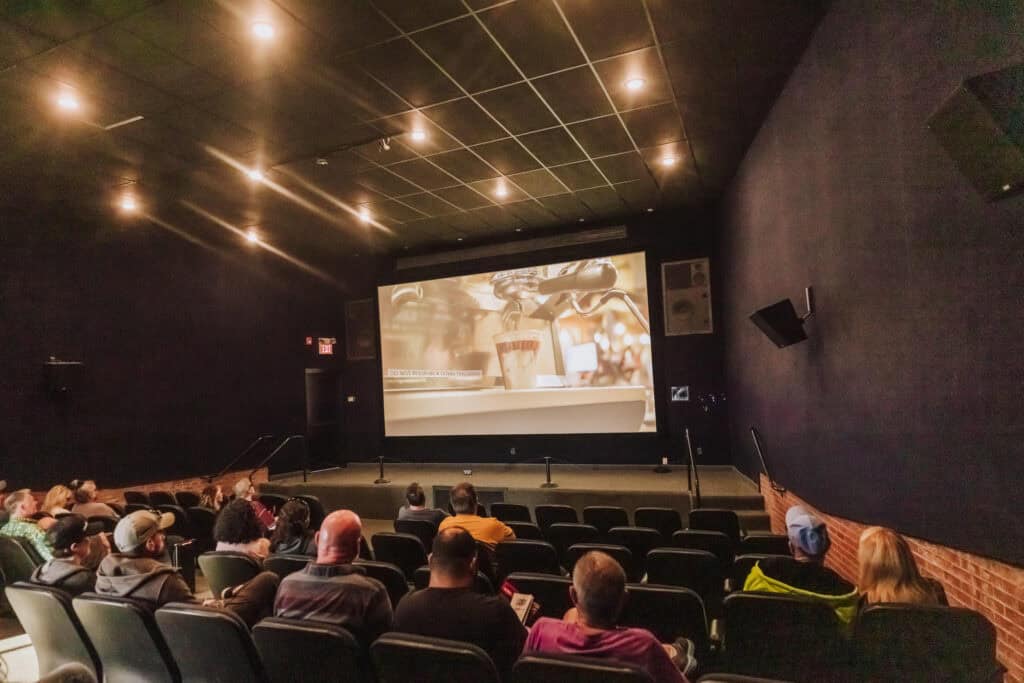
246;168;264;181
1003;183;1012;192
56;91;80;112
245;228;260;244
625;77;645;91
251;20;275;41
410;129;427;142
119;195;138;212
646;207;654;213
660;155;677;167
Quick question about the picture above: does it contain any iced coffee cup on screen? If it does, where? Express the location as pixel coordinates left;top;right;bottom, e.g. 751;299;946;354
494;329;543;390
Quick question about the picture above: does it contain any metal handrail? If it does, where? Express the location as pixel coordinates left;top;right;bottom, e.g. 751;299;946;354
249;434;308;482
207;435;276;482
685;428;702;508
750;426;786;494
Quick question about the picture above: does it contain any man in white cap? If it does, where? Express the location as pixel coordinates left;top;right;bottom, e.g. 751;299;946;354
97;510;279;624
743;504;859;625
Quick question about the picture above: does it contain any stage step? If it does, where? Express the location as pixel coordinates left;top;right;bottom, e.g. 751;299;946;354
695;494;766;510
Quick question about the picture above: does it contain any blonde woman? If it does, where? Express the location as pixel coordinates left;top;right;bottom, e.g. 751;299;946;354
42;485;73;516
858;526;943;605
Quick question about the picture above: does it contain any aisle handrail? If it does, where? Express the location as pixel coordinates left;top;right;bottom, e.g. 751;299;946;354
207;435;276;482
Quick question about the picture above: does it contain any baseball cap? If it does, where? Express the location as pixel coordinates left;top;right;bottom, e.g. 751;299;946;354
47;513;104;551
785;505;831;557
114;510;174;552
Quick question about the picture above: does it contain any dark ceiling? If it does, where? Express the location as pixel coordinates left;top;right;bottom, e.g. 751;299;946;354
0;0;827;269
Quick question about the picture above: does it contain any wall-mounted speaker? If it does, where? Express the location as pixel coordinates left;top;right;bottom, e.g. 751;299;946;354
929;62;1024;201
662;258;713;336
750;300;808;348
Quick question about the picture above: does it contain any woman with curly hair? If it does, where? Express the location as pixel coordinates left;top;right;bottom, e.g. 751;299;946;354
199;484;224;512
214;499;270;560
269;499;316;556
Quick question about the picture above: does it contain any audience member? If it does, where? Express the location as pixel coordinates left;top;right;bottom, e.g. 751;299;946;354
233;478;275;533
858;526;944;606
397;482;449;527
198;484;224;512
1;489;54;560
744;505;859;625
394;527;526;679
97;510;278;624
42;485;74;516
438;482;514;550
0;479;7;526
69;480;120;520
30;514;108;596
274;510;392;644
525;551;688;682
269;499;316;556
214;499;271;560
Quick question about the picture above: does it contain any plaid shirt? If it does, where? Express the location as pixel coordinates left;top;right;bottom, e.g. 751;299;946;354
1;518;54;561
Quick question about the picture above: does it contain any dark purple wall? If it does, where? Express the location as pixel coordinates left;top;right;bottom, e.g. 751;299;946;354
720;2;1024;564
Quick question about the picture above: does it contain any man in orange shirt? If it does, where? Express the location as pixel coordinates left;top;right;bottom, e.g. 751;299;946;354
438;482;515;550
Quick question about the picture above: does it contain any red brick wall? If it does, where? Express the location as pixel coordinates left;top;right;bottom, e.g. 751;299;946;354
25;468;269;506
761;475;1023;683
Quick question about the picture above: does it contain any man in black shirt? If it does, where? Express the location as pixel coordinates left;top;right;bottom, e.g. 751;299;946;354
393;527;526;679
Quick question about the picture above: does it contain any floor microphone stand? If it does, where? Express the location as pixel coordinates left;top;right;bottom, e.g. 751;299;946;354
374;455;390;485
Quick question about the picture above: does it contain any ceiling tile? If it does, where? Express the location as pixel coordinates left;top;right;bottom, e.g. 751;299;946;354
364;198;426;223
613;176;662;212
0;20;55;69
660;39;736;98
475;82;558;135
593;152;650;184
354;167;422;196
469;205;519;230
639;142;698;187
278;0;399;48
471;138;541;175
531;66;613;123
538;193;593;221
400;191;461;216
354;38;462;108
645;0;727;46
389;158;459;191
422;97;506;145
413;16;520;93
372;0;467;31
504;199;556;226
549;160;607;191
433;185;495;210
429;148;500;183
557;0;654;61
594;47;674;111
376;111;461;154
468;177;530;204
620;103;686;148
478;0;584;77
575;186;627;215
508;168;567;198
569;115;635;157
2;1;106;41
518;128;587;166
156;105;259;157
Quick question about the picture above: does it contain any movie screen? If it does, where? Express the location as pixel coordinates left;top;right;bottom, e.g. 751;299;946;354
378;252;655;436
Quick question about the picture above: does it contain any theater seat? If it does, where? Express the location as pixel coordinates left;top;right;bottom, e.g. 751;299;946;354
0;536;40;585
621;584;709;656
394;519;437;551
645;549;723;614
721;592;844;681
156;602;269;683
263;554;311;580
689;509;742;545
123;491;149;505
490;503;531;523
85;516;117;534
5;582;101;680
253;617;364;683
371;632;500;683
148;491;177;507
853;603;1005;682
124;503;150;516
672;530;735;568
565;544;636;581
73;594;180;683
353;559;410;608
495;540;560;583
634;507;683;540
155;504;190;538
506;521;544;540
505;572;572;619
512;653;653;683
582;506;630;535
371;533;428;580
534;504;578;532
174;491;200;509
739;534;790;556
186;506;217;553
197;551;262;598
607;527;663;578
545;523;599;566
295;495;327;530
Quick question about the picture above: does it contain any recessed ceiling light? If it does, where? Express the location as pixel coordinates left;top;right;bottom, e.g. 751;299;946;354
247;168;264;181
625;77;646;91
514;227;522;232
251;21;275;41
119;195;137;212
1003;183;1012;192
456;237;464;241
410;129;427;142
494;182;509;198
56;91;80;112
315;158;328;166
578;218;585;223
359;206;371;223
660;155;677;167
245;228;260;244
646;207;654;213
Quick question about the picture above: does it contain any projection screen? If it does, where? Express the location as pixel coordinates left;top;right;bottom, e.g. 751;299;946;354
378;252;655;436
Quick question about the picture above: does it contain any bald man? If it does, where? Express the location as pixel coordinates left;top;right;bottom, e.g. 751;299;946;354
273;510;392;644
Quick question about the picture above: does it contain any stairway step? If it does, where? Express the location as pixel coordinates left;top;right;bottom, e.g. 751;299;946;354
692;494;766;511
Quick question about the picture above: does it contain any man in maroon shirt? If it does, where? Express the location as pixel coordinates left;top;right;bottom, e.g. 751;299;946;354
524;551;689;683
233;478;275;534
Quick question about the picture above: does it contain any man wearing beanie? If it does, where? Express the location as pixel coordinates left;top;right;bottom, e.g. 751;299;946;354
743;505;859;625
31;513;109;596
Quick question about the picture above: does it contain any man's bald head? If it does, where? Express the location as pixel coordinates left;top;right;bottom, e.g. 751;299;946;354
316;510;362;564
571;551;626;629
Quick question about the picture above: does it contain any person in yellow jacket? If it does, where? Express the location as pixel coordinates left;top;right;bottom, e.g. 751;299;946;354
742;505;860;626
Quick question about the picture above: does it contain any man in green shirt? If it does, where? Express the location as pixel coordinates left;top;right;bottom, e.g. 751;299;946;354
1;489;54;561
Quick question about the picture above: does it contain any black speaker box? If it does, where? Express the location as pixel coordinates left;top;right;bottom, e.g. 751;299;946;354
750;300;808;348
929;62;1024;201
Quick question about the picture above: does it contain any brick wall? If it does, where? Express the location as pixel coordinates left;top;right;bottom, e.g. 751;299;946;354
761;475;1023;683
24;468;269;506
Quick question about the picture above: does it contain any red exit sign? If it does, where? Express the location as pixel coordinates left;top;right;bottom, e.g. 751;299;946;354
317;337;336;355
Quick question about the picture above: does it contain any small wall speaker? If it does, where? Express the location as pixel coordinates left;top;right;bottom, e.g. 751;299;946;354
750;300;808;348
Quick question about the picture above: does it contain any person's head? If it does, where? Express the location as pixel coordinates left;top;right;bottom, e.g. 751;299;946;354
199;485;223;510
449;482;477;515
71;480;98;505
43;485;73;513
570;551;627;629
315;510;362;565
46;513;104;561
405;482;426;508
214;499;263;545
858;526;935;604
429;527;477;586
5;489;38;518
786;505;831;561
233;478;255;501
270;499;310;547
114;510;174;557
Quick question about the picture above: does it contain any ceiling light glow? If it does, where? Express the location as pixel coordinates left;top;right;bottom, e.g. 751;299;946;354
410;129;427;142
56;92;80;112
359;206;371;223
494;182;509;198
251;21;275;41
660;155;678;167
119;195;137;212
1003;183;1012;192
246;229;260;244
625;77;645;91
247;168;264;181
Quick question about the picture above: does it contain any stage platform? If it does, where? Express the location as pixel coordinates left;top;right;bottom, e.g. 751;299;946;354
262;463;770;531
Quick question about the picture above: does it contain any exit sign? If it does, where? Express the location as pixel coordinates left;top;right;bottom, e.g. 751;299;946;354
318;337;336;355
